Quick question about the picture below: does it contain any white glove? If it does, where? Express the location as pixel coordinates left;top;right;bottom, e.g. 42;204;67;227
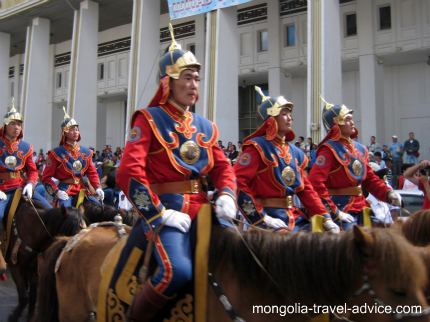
95;188;105;201
162;209;191;233
387;190;402;207
56;190;69;201
22;183;33;199
263;215;288;229
215;195;237;221
338;210;355;223
0;190;6;201
323;219;340;234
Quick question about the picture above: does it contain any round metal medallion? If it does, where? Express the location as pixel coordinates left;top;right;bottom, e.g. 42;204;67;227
281;166;296;186
179;140;200;164
73;160;83;171
5;156;17;168
352;160;362;176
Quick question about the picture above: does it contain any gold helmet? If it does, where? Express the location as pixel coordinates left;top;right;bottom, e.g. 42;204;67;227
4;97;23;125
321;96;353;131
255;86;293;119
60;106;78;133
60;106;80;144
159;23;200;79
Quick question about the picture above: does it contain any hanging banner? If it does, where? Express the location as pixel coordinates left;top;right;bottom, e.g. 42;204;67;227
168;0;254;20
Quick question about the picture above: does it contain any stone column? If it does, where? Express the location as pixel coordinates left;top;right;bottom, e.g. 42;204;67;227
21;17;52;152
68;0;99;147
307;0;342;142
357;0;384;142
205;7;239;143
126;0;160;131
0;32;10;116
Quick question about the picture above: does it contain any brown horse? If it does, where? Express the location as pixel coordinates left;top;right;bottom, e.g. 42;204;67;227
399;209;430;247
34;223;430;322
3;200;85;322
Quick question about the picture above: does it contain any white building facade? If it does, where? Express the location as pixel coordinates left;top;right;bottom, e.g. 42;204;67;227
0;0;429;160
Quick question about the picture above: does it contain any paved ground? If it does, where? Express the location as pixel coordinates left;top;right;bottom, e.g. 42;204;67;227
0;271;24;322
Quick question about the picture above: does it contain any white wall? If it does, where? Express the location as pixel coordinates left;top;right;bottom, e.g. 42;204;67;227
384;62;430;161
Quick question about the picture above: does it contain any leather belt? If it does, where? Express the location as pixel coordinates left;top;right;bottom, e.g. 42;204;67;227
151;179;203;195
256;196;295;209
61;178;81;185
328;185;362;196
0;171;21;180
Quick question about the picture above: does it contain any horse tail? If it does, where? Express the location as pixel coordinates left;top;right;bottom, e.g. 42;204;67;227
34;238;68;322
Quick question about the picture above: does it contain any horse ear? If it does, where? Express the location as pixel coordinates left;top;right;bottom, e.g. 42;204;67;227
353;225;374;257
78;204;85;217
61;205;68;218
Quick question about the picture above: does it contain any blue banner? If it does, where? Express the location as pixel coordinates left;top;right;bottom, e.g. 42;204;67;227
168;0;254;20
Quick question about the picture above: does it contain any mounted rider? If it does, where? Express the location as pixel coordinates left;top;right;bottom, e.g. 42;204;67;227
41;107;104;207
309;98;401;229
101;24;237;322
0;99;52;271
234;87;338;233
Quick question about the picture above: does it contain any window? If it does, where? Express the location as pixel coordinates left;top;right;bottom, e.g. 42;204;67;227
345;13;357;37
379;5;391;30
187;43;196;55
257;30;268;52
285;24;296;47
98;63;104;80
56;72;62;88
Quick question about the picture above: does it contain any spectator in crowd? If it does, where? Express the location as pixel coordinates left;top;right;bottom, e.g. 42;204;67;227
36;149;45;170
226;144;239;164
382;144;391;159
398;164;419;191
32;151;37;163
404;131;420;165
217;140;225;150
367;135;382;154
374;151;386;169
237;140;243;152
296;136;305;151
403;160;430;209
383;156;393;187
389;135;403;178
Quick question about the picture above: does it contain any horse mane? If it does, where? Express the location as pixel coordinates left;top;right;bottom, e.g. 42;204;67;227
401;209;430;246
210;227;426;304
34;237;69;322
83;200;138;226
41;207;84;238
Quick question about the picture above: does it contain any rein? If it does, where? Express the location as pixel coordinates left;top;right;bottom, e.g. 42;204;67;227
27;197;53;240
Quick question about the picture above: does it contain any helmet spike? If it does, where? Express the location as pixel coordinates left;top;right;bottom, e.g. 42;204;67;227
62;106;70;120
168;23;181;52
255;86;269;102
320;95;334;109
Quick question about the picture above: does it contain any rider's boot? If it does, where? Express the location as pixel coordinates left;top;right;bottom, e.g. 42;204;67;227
128;282;172;322
0;226;7;279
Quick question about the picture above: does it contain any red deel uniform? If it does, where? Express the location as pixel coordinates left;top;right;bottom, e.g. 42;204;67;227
0;135;38;191
116;100;236;227
42;143;100;196
235;137;327;225
309;138;390;214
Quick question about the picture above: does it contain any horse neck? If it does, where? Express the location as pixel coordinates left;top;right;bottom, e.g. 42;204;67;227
210;228;365;305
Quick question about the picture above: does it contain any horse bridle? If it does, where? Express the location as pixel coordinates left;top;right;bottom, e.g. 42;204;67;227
344;274;430;321
212;218;430;322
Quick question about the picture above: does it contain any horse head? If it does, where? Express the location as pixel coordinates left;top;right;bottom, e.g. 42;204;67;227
208;225;430;322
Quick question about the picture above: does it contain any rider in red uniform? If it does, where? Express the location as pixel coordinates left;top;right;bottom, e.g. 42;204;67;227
234;87;338;233
103;25;237;322
0;100;52;274
42;108;104;206
309;99;401;229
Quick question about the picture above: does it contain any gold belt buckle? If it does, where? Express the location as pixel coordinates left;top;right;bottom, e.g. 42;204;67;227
10;172;17;179
190;180;200;193
286;195;293;209
357;185;362;196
